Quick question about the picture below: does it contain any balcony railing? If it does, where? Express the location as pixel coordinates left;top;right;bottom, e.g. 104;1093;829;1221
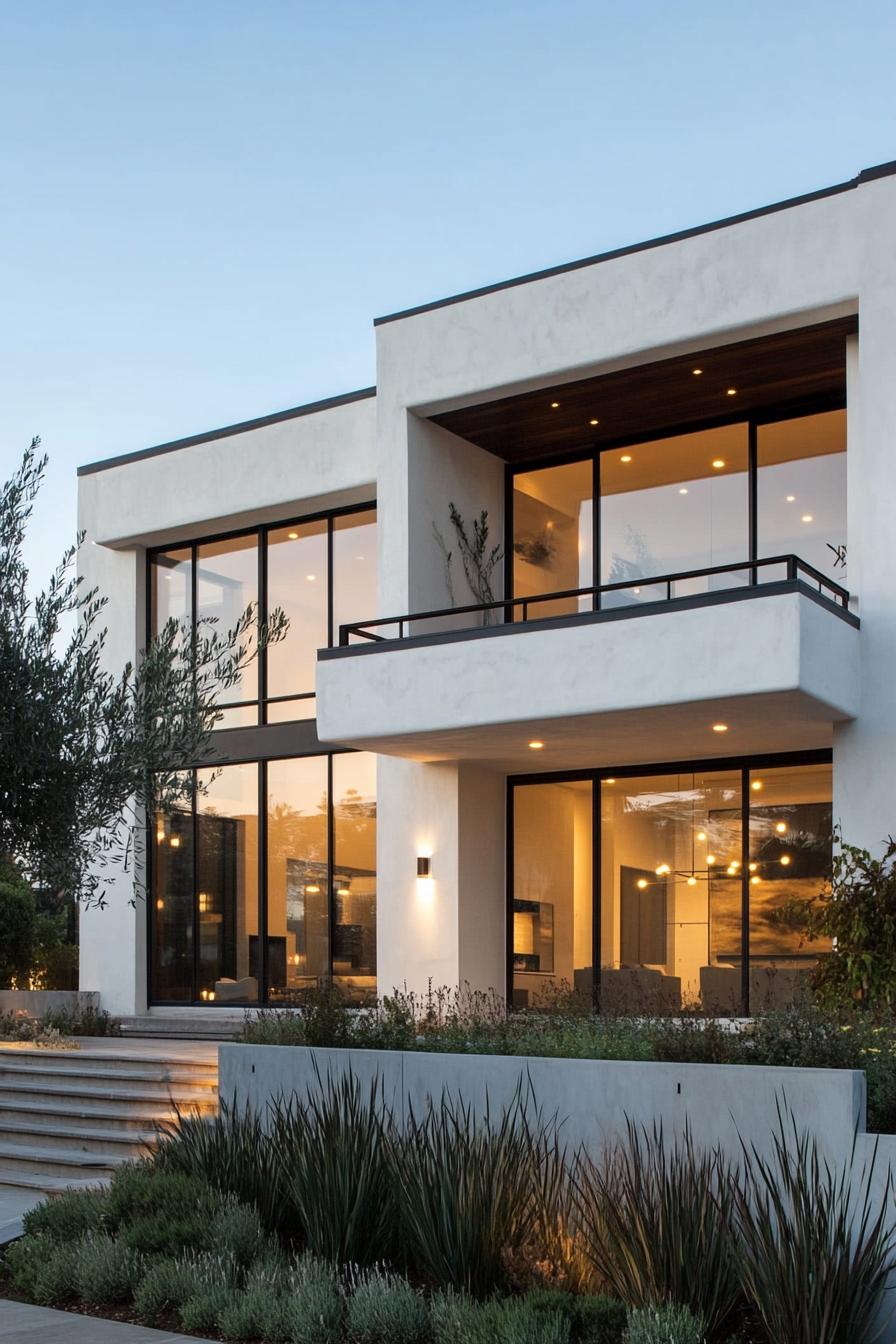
337;555;851;648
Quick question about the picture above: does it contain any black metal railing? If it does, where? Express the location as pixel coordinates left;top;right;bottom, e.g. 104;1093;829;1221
339;554;851;646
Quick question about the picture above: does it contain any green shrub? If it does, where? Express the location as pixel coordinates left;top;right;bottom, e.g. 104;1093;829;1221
273;1071;398;1264
210;1198;268;1265
276;1258;343;1344
22;1187;109;1241
0;858;36;988
133;1256;202;1321
180;1287;234;1334
732;1111;896;1344
395;1086;566;1297
39;1004;120;1036
430;1291;570;1343
624;1304;707;1344
73;1233;144;1305
106;1162;225;1255
345;1267;429;1343
524;1288;628;1344
573;1121;742;1337
5;1235;81;1304
155;1097;285;1233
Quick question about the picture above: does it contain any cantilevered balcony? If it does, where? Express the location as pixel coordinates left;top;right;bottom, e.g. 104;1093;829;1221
316;556;859;771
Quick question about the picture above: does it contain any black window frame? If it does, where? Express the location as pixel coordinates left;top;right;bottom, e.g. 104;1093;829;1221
506;747;832;1017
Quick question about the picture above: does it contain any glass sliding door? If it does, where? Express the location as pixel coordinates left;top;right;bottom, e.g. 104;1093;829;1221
511;780;593;1006
151;780;194;1003
196;764;259;1003
600;425;749;603
332;752;377;1004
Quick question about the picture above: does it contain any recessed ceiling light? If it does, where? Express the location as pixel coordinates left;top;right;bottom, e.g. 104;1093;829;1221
637;878;648;889
726;388;737;396
786;495;796;503
751;780;763;791
288;531;299;539
550;401;559;409
589;418;599;426
620;454;632;463
692;368;703;375
679;487;688;495
801;514;814;523
604;777;616;784
528;740;544;750
775;821;787;834
712;459;726;469
306;574;317;581
712;723;728;733
696;831;707;842
780;855;791;866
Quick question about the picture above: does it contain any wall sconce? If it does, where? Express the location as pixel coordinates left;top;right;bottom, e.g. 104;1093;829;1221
417;856;431;878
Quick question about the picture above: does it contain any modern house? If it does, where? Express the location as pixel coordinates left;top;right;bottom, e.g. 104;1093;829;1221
78;160;896;1021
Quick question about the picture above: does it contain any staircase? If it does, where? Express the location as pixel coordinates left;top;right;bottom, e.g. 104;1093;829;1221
120;1014;243;1042
0;1045;219;1194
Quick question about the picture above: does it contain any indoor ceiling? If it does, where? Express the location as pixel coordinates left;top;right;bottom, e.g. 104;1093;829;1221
430;318;854;464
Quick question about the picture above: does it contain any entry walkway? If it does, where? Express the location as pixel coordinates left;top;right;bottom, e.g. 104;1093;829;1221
0;1299;217;1341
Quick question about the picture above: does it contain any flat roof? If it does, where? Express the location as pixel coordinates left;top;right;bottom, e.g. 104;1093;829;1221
77;385;376;477
374;159;896;326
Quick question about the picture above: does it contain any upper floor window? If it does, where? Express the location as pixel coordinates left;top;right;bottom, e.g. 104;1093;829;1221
512;408;845;610
149;504;376;727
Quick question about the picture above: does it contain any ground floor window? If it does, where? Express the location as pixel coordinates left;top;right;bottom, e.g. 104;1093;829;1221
510;753;831;1015
151;752;376;1006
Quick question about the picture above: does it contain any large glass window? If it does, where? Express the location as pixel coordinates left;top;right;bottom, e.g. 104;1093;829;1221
512;462;593;619
511;780;593;1007
151;751;376;1005
509;407;847;613
757;410;846;584
149;505;376;727
510;756;831;1016
600;425;749;603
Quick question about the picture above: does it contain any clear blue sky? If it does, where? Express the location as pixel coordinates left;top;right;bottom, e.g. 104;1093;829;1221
2;0;895;585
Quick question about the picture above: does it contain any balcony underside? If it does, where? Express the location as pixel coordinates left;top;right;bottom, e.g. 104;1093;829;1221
317;588;859;772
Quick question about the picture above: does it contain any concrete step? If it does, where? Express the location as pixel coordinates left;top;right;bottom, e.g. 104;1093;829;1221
120;1016;242;1041
0;1118;157;1157
0;1060;217;1089
0;1099;189;1134
0;1081;216;1113
0;1047;218;1076
0;1141;128;1181
0;1170;110;1195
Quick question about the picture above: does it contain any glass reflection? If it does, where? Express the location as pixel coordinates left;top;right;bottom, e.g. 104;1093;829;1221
151;781;193;1003
196;536;258;726
757;410;847;584
513;462;593;619
332;752;377;1004
332;510;378;643
267;521;327;704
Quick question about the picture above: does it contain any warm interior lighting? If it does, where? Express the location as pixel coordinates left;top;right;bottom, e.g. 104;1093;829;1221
292;954;300;966
156;828;165;843
416;856;431;878
707;855;716;865
655;863;671;876
775;821;787;834
748;862;758;872
288;531;299;539
589;418;599;426
687;875;698;886
620;454;632;463
156;899;164;910
726;865;737;875
169;835;181;848
604;777;616;784
528;740;545;750
306;574;317;581
780;855;792;866
550;401;559;409
692;368;703;375
786;495;796;502
751;875;761;885
636;878;648;889
679;487;688;495
306;883;321;894
336;886;350;896
712;723;728;733
726;388;737;396
696;831;707;842
712;459;726;469
801;514;814;523
751;780;763;791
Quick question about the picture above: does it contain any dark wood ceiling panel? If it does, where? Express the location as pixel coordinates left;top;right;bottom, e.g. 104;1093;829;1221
431;318;854;462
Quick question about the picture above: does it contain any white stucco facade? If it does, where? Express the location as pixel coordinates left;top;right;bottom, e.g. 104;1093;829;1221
77;162;896;1015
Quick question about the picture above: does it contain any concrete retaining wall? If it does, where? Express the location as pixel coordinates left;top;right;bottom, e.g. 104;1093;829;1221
0;990;99;1017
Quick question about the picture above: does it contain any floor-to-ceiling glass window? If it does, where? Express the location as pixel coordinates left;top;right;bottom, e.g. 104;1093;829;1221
195;764;259;1003
266;756;329;1001
510;755;831;1015
509;407;845;614
756;410;847;585
151;778;194;1003
600;425;749;603
746;761;832;1010
332;752;377;1003
511;779;593;1007
512;462;594;619
600;769;742;1011
148;504;376;729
